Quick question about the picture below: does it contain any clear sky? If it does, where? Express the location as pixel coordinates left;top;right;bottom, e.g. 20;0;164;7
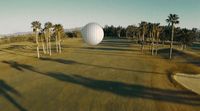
0;0;199;34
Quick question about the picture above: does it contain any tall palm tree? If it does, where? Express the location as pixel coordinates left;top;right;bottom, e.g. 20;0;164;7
155;23;161;55
39;29;46;54
147;23;155;55
44;22;53;55
116;26;122;38
166;14;179;59
53;24;64;53
31;21;41;58
147;23;160;55
139;21;147;53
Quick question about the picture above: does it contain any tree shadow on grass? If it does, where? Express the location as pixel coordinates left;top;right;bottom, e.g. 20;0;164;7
40;58;164;75
2;60;35;72
2;59;164;75
158;48;200;66
0;80;27;111
40;58;76;64
46;72;200;106
1;61;43;76
2;60;200;106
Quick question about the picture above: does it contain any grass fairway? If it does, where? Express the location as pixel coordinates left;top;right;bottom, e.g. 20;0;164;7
0;38;200;111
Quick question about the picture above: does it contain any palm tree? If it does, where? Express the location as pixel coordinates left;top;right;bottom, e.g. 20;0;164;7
31;21;41;58
146;23;161;55
44;22;53;55
139;21;147;52
39;29;46;54
53;24;64;53
155;24;162;55
147;23;155;55
116;26;122;38
166;14;180;59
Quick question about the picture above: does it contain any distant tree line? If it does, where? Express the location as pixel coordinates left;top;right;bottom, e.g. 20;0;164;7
0;30;82;44
104;14;200;58
0;34;35;44
65;31;82;38
104;24;199;44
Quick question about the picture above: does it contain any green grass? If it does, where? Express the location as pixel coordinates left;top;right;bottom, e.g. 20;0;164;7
0;38;200;111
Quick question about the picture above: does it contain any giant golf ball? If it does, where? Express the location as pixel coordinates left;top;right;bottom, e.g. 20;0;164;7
81;23;104;45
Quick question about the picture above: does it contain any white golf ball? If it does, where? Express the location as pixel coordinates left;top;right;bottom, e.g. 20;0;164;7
81;23;104;45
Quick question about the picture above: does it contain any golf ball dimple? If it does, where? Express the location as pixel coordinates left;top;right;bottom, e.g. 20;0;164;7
81;23;104;45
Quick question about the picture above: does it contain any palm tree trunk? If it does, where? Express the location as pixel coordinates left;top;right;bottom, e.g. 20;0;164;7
48;31;52;56
169;24;174;59
151;37;154;55
46;36;49;54
155;32;159;55
35;31;40;58
59;41;61;53
155;39;158;55
58;32;62;53
41;38;46;54
181;43;184;50
49;37;52;56
55;35;58;53
149;33;151;52
141;33;145;53
184;44;187;50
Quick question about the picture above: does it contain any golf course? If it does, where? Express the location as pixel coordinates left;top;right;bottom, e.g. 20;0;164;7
0;38;200;111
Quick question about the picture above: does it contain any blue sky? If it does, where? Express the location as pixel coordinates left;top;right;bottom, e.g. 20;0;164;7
0;0;199;34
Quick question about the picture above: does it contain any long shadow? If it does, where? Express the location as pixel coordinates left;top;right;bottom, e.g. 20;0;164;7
1;61;46;79
40;58;164;75
158;48;200;66
2;60;200;106
40;58;76;64
46;72;200;106
2;60;36;72
0;80;27;111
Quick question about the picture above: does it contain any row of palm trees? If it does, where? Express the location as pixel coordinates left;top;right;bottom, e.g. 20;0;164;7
104;14;180;59
137;22;164;56
133;14;179;59
31;21;64;58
